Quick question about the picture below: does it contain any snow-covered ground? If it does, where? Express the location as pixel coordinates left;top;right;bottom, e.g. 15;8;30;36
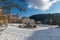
0;24;59;40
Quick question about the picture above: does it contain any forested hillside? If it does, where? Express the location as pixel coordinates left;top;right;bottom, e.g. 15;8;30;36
30;13;60;25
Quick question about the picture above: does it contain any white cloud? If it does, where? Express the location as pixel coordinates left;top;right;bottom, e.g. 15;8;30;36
27;0;59;11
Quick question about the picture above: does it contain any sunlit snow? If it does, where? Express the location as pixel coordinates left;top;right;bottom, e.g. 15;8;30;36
0;24;59;40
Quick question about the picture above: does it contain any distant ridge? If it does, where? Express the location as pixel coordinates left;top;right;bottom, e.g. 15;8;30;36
30;13;60;25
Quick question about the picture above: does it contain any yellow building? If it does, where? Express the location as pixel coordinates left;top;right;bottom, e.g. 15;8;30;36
8;13;20;23
0;6;20;23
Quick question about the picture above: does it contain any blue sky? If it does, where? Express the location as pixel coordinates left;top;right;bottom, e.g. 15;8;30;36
10;0;60;17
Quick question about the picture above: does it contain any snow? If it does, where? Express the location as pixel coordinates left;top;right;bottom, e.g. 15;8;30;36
27;28;60;40
0;24;59;40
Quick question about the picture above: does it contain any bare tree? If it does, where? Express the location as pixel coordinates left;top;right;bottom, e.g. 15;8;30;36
0;0;26;13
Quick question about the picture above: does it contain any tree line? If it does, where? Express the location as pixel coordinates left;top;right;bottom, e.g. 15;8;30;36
30;13;60;25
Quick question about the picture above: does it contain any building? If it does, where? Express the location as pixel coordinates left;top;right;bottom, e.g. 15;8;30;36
0;6;20;23
8;12;20;23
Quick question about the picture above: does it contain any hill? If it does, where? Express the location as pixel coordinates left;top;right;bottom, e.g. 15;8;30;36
30;13;60;25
